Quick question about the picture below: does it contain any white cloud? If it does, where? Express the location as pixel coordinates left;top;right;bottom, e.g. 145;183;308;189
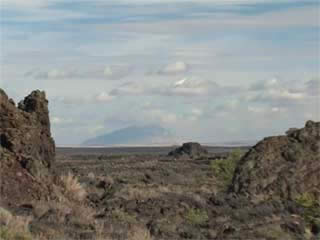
254;89;305;103
95;92;114;102
24;65;131;80
174;78;187;87
159;61;188;75
271;107;287;113
100;5;318;36
110;82;146;96
274;89;305;100
107;76;238;97
249;78;307;106
250;77;279;91
163;77;234;97
305;78;320;96
91;0;313;6
188;108;203;121
146;109;178;125
103;65;131;80
1;0;50;8
103;66;113;77
52;116;73;125
25;68;73;80
247;106;266;114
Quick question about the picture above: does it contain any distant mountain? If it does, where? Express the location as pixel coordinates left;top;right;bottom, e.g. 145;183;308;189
82;125;176;146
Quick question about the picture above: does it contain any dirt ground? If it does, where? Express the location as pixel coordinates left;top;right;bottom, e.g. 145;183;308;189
45;146;314;240
2;146;316;240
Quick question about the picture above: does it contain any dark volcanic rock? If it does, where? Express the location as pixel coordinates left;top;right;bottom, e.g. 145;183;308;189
231;120;320;201
0;89;55;176
168;142;208;158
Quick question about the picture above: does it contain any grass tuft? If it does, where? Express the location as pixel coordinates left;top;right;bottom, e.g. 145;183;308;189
128;225;153;240
60;172;87;202
185;208;208;226
0;207;33;240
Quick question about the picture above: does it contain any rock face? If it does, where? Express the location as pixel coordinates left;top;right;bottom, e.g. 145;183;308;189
231;120;320;201
168;142;208;158
0;89;55;177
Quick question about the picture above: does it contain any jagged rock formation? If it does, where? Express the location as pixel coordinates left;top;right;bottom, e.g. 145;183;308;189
231;120;320;201
168;142;208;158
0;89;55;175
0;89;55;206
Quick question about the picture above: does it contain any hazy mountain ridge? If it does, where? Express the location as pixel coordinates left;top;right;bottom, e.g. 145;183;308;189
82;125;176;146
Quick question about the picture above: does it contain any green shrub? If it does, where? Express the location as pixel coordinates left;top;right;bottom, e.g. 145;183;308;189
210;149;244;189
185;208;208;226
0;226;33;240
111;208;137;224
255;225;292;240
295;192;320;236
295;192;319;208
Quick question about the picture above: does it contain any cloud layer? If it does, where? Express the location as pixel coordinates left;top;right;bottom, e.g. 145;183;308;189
2;0;319;145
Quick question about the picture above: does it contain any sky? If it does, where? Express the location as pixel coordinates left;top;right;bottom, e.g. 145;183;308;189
1;0;319;145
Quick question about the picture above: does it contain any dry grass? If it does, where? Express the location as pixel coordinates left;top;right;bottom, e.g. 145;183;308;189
0;207;34;240
110;208;137;224
128;225;153;240
114;184;171;201
255;225;293;239
59;172;87;202
87;172;95;179
0;207;13;226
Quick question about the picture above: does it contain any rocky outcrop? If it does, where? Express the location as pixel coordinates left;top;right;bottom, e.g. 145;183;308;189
0;89;55;177
231;120;320;201
168;142;208;158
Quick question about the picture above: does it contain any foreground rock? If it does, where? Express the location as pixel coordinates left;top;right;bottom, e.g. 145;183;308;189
0;89;55;206
0;89;55;175
231;120;320;201
168;142;208;158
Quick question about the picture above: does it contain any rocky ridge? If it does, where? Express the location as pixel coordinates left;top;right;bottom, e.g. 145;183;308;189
0;89;55;206
231;120;320;201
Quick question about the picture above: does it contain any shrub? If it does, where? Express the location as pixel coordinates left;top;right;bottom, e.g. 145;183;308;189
295;192;319;209
111;208;137;224
210;149;244;188
185;208;208;226
0;208;33;240
128;225;153;240
256;225;292;240
0;227;33;240
295;192;320;236
0;208;13;226
60;172;87;202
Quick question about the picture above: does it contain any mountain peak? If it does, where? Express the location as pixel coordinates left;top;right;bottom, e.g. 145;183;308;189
82;125;175;146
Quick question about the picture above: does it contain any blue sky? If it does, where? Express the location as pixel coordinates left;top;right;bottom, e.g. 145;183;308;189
1;0;319;145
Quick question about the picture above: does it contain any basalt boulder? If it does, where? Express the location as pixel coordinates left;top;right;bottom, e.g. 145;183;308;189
231;120;320;202
168;142;208;158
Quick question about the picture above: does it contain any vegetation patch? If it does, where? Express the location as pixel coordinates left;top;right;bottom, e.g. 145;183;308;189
255;225;292;240
295;192;320;235
185;208;208;226
0;208;33;240
210;149;244;189
111;208;137;224
59;172;87;202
